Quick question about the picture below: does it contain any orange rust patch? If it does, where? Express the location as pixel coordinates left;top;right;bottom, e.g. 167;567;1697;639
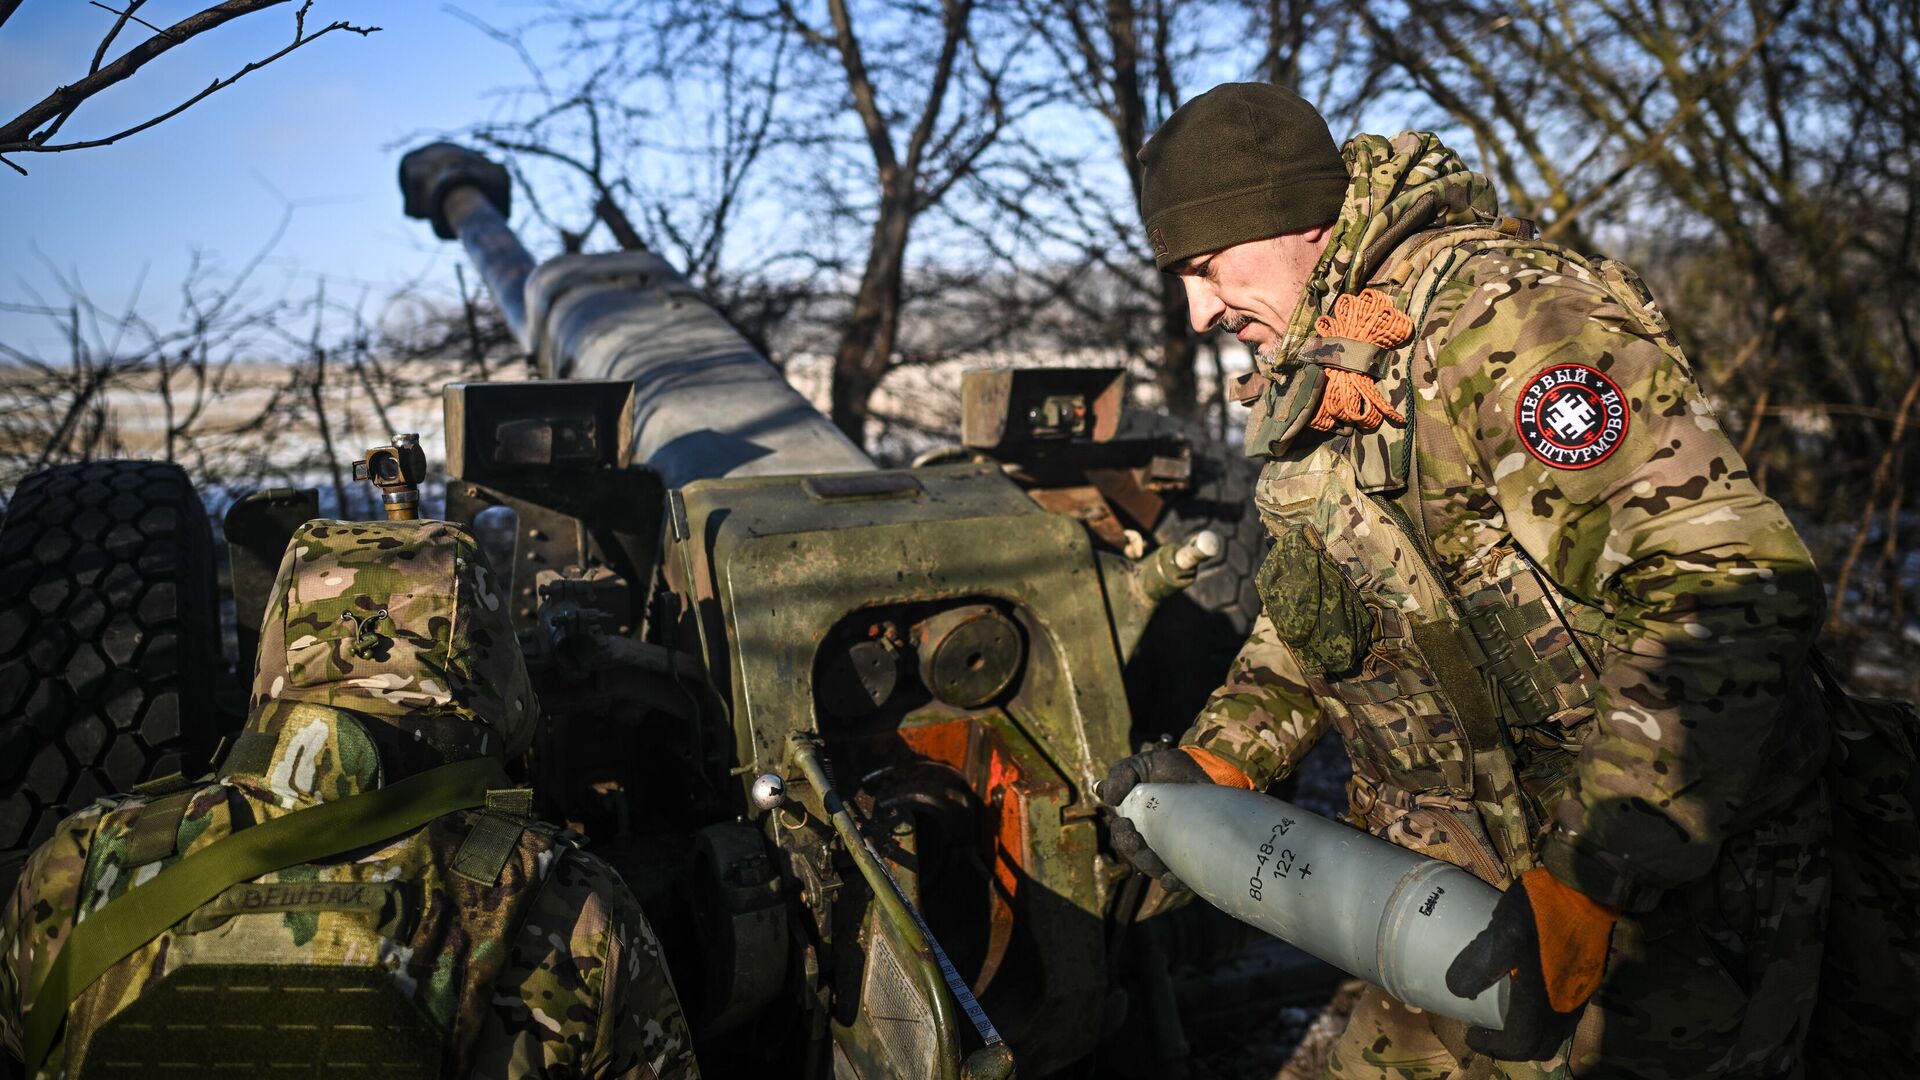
897;718;974;771
989;747;1026;900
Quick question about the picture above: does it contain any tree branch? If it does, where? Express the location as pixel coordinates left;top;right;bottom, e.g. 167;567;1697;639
903;0;976;177
824;0;900;174
0;1;379;174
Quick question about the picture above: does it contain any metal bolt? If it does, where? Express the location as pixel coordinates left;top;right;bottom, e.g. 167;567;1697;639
750;772;786;811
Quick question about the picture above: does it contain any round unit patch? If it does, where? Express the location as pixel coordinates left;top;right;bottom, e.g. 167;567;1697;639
1514;364;1628;469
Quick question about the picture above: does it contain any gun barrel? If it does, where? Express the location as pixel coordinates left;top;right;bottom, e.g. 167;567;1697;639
1118;783;1510;1030
404;142;873;486
443;186;535;344
521;248;873;486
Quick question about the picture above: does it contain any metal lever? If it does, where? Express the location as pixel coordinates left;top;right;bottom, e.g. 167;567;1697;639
782;736;1016;1078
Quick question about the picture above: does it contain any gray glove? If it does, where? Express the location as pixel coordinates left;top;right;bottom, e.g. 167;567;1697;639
1098;746;1215;890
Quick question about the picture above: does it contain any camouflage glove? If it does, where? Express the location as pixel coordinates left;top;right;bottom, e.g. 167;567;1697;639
1446;867;1618;1062
1099;745;1252;890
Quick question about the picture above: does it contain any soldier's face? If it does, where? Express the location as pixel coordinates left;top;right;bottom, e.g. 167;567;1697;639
1175;226;1332;361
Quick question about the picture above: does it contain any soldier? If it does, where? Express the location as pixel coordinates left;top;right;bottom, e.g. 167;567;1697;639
1104;84;1831;1078
0;519;700;1079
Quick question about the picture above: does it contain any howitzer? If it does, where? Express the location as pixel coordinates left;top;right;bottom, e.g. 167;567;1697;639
375;141;1328;1077
0;139;1341;1079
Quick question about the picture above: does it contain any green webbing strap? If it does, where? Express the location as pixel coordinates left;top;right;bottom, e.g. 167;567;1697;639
1375;485;1540;873
23;756;510;1076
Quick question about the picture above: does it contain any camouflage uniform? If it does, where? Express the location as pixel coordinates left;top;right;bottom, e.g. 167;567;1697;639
1183;133;1830;1079
0;519;699;1079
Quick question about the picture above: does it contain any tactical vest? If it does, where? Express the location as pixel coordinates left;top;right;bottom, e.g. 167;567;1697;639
1251;222;1686;886
47;760;565;1079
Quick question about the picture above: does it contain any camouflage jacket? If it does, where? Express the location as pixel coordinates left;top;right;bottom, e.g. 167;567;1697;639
2;519;699;1079
1184;133;1828;910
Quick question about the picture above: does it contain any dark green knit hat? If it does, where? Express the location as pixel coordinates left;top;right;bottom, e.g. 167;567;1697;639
1138;83;1347;270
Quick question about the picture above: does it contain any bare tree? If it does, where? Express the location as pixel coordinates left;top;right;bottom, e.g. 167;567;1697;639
0;1;378;176
0;227;519;521
468;1;1046;446
747;0;1039;444
1012;0;1207;418
444;3;789;294
457;2;1386;443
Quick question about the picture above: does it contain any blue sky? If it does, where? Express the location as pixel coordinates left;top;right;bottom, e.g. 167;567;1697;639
1;1;546;357
0;3;1416;363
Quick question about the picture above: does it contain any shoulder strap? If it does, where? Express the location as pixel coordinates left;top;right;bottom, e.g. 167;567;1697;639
23;756;511;1076
1365;487;1540;874
1343;224;1528;492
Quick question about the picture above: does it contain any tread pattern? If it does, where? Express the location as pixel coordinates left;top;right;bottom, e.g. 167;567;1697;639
0;461;221;895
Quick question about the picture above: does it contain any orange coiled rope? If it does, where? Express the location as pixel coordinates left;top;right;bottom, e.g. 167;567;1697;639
1310;369;1405;432
1309;289;1410;432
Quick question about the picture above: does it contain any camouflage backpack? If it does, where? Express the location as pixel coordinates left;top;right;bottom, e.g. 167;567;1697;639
19;519;567;1078
22;706;567;1079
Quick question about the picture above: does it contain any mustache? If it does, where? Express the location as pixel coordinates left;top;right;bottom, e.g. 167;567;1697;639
1219;313;1253;333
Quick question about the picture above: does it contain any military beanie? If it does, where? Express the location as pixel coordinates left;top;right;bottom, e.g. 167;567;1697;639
1138;83;1347;270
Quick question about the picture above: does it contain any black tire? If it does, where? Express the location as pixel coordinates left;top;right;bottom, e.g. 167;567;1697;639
0;461;223;896
1121;413;1271;742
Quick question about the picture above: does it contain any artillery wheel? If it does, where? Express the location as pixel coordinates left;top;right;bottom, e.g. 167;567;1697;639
0;461;223;896
1121;412;1270;741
